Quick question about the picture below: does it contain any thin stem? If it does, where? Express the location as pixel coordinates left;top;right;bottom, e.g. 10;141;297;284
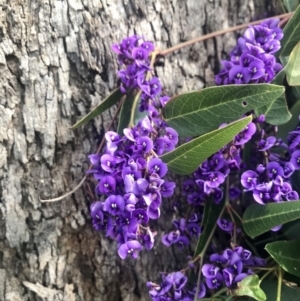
277;267;283;301
213;287;228;298
251;266;278;271
150;149;159;158
128;51;159;128
160;12;293;56
194;257;204;301
230;206;243;222
279;15;291;27
40;176;87;203
260;269;275;283
194;204;226;301
40;96;125;203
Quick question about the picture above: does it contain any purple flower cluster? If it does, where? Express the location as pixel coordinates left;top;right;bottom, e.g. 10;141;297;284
182;120;256;207
147;271;206;301
162;214;201;249
89;36;179;259
241;161;298;204
241;124;300;204
112;35;162;112
216;18;283;85
201;247;265;290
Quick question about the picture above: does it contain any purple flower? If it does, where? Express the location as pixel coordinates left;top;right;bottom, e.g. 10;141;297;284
141;229;155;250
217;218;233;232
132;47;150;61
222;268;234;287
205;272;223;289
258;136;276;151
229;65;251;84
100;154;116;172
118;240;142;259
202;264;220;278
205;171;225;188
253;182;273;204
148;158;168;177
165;127;179;145
103;195;125;215
291;150;300;170
241;170;258;190
165;272;187;290
160;181;176;197
266;161;284;180
162;230;180;246
98;175;116;194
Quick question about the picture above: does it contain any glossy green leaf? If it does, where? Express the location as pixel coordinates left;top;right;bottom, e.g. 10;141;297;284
160;116;252;175
193;198;225;257
234;275;266;301
286;42;300;86
71;88;123;129
278;5;300;57
284;0;299;12
266;239;300;277
254;71;291;125
254;95;291;125
243;200;300;237
261;278;300;301
163;84;284;137
117;91;137;135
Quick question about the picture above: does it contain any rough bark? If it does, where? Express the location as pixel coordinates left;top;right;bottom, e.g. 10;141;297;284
0;1;279;300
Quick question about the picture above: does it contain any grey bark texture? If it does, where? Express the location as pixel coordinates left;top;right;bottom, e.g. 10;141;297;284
0;0;279;300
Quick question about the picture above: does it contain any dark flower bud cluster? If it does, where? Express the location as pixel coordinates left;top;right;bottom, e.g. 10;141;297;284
215;18;283;85
89;36;179;259
147;271;206;301
201;247;266;290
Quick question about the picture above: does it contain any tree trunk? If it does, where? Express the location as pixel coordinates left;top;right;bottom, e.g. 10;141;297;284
0;1;279;300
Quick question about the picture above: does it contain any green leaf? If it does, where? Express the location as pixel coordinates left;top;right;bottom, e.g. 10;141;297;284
71;88;123;129
266;239;300;277
162;84;285;137
160;115;252;175
254;95;291;125
243;200;300;237
286;42;300;86
117;91;137;135
284;0;300;12
234;275;266;301
261;278;300;301
193;198;225;257
278;5;300;57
